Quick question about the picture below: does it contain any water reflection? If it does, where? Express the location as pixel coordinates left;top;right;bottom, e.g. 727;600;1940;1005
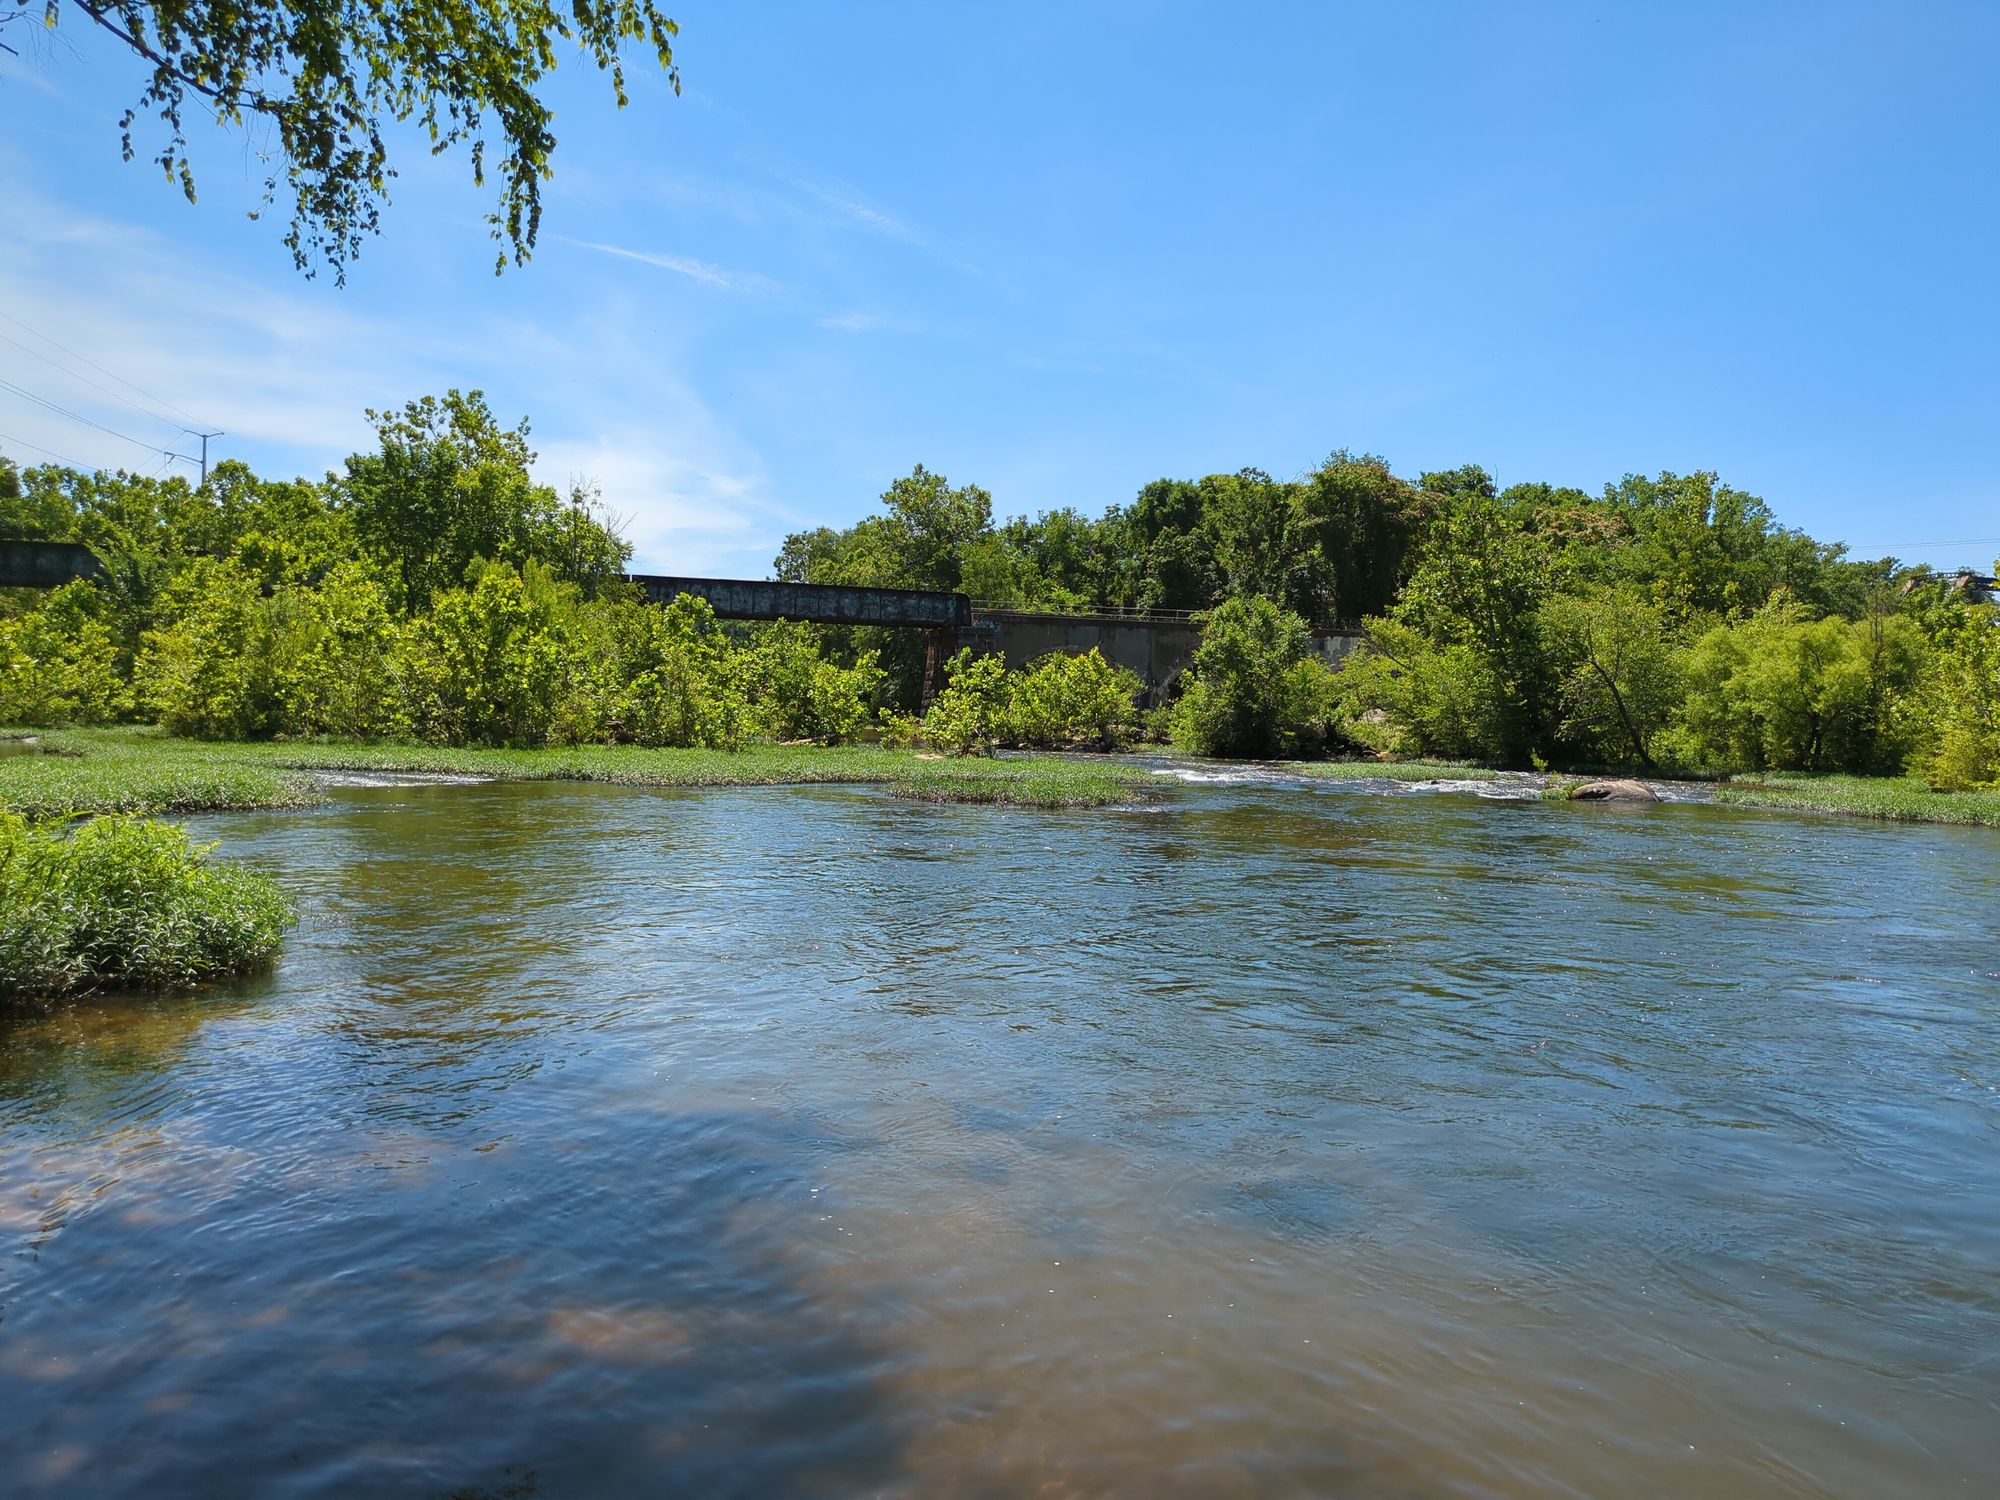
2;778;1997;1497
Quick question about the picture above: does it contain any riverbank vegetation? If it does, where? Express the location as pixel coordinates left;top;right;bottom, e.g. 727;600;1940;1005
1713;773;2000;829
778;456;1999;797
0;730;1148;816
4;393;1995;813
0;811;291;1001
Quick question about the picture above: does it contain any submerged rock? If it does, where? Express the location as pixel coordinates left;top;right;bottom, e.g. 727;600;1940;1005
1568;778;1660;803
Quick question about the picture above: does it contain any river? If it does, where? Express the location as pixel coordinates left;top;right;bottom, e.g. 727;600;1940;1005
3;775;1996;1498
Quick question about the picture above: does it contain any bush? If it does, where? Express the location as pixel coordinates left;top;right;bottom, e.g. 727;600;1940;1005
397;561;599;747
1909;608;2000;790
0;582;131;726
137;559;272;738
922;649;1010;754
1671;600;1924;774
1336;620;1509;761
1170;596;1343;758
1537;586;1684;769
263;561;406;738
607;593;750;750
744;621;885;743
1002;648;1143;749
0;812;292;999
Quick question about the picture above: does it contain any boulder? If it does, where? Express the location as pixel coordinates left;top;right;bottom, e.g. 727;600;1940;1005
1568;778;1659;803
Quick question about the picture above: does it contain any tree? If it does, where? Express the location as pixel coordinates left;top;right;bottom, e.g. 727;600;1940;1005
879;465;993;592
609;592;749;750
743;621;883;744
1538;587;1683;769
1170;596;1342;759
1200;469;1330;623
921;648;1010;755
1300;450;1423;622
1390;493;1561;764
1599;470;1848;622
22;1;679;280
1119;478;1217;612
339;390;629;612
1907;599;2000;790
136;558;272;738
395;560;599;747
1671;597;1925;774
0;582;131;726
1001;649;1142;750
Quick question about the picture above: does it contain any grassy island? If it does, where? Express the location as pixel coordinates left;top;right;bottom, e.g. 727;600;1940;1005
1715;772;2000;829
0;728;1152;816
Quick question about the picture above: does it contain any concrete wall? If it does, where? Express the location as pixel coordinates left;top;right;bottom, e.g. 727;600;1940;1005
1310;631;1365;668
967;608;1365;707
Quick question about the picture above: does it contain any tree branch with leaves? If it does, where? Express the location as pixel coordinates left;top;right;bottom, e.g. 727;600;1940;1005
15;0;677;281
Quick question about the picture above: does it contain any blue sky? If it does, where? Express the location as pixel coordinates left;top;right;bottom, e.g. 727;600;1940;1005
3;1;1996;576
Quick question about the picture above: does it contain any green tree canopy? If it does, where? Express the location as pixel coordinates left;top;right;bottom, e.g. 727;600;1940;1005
338;389;630;611
23;0;679;279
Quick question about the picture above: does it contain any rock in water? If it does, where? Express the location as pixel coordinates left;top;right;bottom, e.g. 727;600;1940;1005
1568;778;1660;803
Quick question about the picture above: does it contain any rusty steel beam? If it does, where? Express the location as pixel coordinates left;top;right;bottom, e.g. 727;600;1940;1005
0;541;104;589
630;575;970;628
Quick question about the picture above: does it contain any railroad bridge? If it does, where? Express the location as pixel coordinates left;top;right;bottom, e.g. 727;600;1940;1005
631;575;1362;705
2;545;1361;707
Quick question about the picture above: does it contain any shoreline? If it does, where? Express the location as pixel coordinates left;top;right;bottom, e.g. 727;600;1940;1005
4;728;1997;828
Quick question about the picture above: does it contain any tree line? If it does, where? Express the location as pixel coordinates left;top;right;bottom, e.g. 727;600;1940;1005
4;398;1995;785
0;392;1140;754
778;455;1996;783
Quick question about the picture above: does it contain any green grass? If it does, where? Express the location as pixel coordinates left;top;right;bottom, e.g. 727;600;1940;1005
1717;772;2000;828
1;811;293;1001
0;731;319;818
1;727;1152;813
887;758;1143;807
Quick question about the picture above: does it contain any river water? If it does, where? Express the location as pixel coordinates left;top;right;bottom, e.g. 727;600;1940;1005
2;775;1996;1498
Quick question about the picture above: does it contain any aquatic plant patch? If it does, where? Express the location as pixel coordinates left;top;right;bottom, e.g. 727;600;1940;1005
0;812;293;1000
1716;772;2000;828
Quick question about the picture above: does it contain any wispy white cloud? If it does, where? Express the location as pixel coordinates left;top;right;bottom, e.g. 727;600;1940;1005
0;180;796;577
816;311;882;333
0;200;444;473
784;175;915;240
560;236;777;294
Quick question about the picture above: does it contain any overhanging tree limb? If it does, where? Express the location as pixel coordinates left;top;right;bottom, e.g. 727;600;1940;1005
20;0;679;283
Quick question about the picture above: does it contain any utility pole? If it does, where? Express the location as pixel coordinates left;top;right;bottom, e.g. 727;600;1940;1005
184;429;224;485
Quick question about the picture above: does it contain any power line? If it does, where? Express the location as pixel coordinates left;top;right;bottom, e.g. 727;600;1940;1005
1848;548;2000;560
0;329;200;437
0;376;191;464
0;430;88;468
0;309;210;429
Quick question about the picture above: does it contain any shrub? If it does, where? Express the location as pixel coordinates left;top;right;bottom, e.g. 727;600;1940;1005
1909;608;2000;790
397;561;596;747
137;559;272;738
608;593;750;749
744;621;885;743
263;561;406;738
0;582;131;726
0;812;292;999
1536;586;1685;769
1336;620;1508;761
1671;600;1924;773
1001;648;1142;749
922;648;1010;755
1170;596;1343;758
